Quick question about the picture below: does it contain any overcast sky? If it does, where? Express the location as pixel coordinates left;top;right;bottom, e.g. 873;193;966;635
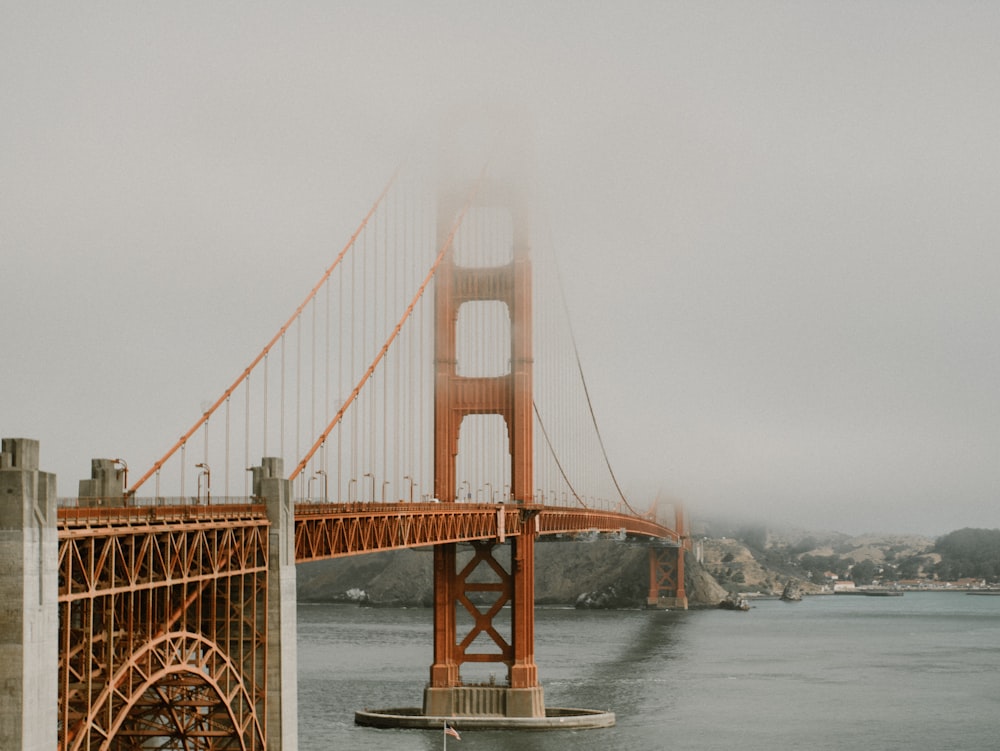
4;2;999;536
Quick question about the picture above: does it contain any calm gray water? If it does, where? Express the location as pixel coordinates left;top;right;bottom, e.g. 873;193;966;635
297;593;1000;750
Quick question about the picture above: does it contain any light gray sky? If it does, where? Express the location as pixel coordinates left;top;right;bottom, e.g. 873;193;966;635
4;2;999;536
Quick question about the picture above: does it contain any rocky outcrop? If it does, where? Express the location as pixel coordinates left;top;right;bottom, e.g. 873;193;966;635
685;562;729;606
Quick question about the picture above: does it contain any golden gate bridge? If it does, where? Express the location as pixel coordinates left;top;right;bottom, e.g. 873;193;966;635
3;155;687;750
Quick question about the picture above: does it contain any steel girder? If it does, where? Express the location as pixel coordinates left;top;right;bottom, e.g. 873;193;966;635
58;508;269;751
293;502;530;560
294;501;678;560
648;545;686;601
536;508;679;541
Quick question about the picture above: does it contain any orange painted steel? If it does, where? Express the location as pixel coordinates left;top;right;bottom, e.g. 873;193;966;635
54;500;678;747
428;182;540;693
58;506;269;751
537;507;679;542
647;505;689;604
293;502;679;559
428;538;537;683
648;545;686;602
432;195;534;505
294;502;530;560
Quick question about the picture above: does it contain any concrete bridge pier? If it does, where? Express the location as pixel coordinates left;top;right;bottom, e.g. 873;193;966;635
253;457;299;751
0;438;57;751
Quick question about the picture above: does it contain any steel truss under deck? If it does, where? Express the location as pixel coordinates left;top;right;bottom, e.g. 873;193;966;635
57;506;269;751
293;502;678;560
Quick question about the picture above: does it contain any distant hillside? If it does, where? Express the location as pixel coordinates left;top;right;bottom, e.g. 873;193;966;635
295;524;992;609
693;522;938;592
932;528;1000;581
297;539;725;608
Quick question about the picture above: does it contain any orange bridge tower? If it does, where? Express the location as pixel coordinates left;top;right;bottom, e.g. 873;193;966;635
424;181;544;718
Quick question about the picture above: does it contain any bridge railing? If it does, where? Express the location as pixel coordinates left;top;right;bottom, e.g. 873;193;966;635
57;500;266;528
59;495;265;508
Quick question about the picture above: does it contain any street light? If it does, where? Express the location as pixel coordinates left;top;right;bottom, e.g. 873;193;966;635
485;482;493;504
316;469;327;502
308;470;328;502
459;479;470;502
113;458;128;505
195;463;211;505
382;479;390;502
403;475;415;503
348;478;357;503
363;472;375;503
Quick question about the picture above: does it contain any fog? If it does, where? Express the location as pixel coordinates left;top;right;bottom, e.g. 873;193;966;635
4;3;999;536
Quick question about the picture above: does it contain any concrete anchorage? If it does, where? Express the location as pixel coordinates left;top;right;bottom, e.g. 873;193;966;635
252;457;299;751
78;457;126;507
0;438;58;751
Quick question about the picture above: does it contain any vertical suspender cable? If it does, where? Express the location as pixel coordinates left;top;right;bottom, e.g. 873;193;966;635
382;189;389;499
280;334;286;461
296;315;302;498
124;168;400;497
245;373;251;498
350;233;357;494
263;353;269;458
225;396;231;499
325;273;331;487
307;297;316;482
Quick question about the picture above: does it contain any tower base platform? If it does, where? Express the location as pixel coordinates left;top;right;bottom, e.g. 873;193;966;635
355;707;615;731
647;595;688;610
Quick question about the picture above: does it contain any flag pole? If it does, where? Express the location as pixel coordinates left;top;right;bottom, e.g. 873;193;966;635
443;719;447;751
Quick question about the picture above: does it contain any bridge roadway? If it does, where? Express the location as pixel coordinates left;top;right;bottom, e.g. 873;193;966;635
57;500;680;559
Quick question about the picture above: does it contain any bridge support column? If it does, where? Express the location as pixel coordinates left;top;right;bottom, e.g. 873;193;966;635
0;438;57;751
255;458;299;751
647;545;687;610
423;533;544;719
647;505;688;610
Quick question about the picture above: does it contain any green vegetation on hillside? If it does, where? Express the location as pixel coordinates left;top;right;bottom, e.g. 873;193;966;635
933;528;1000;581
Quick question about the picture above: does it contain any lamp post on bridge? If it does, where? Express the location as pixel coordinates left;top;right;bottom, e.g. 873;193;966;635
195;462;211;505
485;482;493;504
403;475;415;503
348;478;357;503
113;458;128;505
363;472;375;503
459;479;469;502
382;480;390;503
308;470;328;502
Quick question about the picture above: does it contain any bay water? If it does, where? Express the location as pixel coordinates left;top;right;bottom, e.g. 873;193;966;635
298;593;1000;750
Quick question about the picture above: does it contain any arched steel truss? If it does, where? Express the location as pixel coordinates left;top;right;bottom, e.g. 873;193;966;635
58;507;269;751
56;502;678;747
